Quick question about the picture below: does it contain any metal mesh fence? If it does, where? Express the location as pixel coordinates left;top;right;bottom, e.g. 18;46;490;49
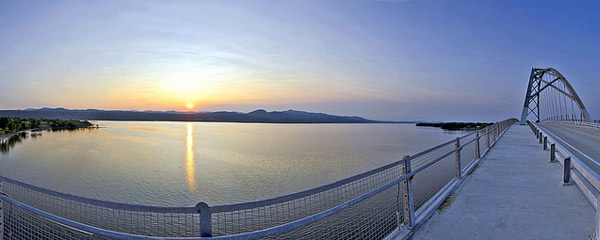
210;162;404;236
1;179;201;237
459;135;478;172
267;185;402;239
0;119;516;239
2;199;108;240
412;151;456;210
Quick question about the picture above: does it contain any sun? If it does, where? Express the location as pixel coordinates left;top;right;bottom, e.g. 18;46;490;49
186;103;194;110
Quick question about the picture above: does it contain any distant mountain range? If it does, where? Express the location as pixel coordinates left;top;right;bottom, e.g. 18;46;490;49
0;108;400;123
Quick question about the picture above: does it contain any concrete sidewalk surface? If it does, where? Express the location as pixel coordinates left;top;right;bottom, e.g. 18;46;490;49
410;124;595;240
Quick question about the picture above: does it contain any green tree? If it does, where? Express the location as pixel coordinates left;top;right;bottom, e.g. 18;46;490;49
0;117;8;129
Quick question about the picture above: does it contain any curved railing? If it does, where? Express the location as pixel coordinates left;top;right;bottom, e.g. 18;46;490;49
0;119;517;239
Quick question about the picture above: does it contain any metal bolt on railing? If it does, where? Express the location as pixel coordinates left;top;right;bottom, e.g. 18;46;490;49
401;155;415;229
562;157;572;186
550;144;556;163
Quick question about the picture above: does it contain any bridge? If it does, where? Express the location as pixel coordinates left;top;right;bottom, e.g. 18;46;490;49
0;68;597;239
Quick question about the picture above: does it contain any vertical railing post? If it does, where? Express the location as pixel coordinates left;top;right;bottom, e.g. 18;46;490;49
475;130;481;159
486;127;490;149
543;136;548;150
496;124;499;139
562;157;572;186
455;137;462;178
0;180;3;239
597;198;600;240
400;155;415;229
550;144;556;163
539;132;543;144
196;202;212;237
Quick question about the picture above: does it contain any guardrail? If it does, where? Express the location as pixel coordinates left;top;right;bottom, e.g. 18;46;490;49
0;119;517;240
552;120;600;129
526;121;600;211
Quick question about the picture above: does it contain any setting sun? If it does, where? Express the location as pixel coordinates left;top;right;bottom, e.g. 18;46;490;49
186;103;194;109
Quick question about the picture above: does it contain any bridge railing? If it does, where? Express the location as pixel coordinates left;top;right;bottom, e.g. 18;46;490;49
527;121;600;210
551;120;600;129
0;119;517;240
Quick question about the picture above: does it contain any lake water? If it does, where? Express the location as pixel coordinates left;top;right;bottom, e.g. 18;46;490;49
0;121;467;207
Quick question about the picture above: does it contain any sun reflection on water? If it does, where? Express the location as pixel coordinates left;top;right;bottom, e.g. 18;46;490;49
186;122;196;191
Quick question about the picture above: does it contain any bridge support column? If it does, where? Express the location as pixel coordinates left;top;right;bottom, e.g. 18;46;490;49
400;155;415;229
455;137;461;178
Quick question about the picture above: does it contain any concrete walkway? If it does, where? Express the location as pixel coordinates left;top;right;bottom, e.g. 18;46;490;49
411;124;595;240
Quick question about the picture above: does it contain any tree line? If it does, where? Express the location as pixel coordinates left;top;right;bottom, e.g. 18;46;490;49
0;117;93;135
416;122;494;130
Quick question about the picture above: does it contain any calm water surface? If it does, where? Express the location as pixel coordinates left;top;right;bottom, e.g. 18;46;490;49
0;121;467;206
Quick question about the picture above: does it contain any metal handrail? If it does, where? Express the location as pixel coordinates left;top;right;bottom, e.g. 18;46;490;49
0;119;517;239
212;127;483;213
0;194;185;240
0;175;196;213
528;121;600;210
552;120;600;129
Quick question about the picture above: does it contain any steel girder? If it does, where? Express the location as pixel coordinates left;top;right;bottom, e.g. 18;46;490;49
520;68;592;124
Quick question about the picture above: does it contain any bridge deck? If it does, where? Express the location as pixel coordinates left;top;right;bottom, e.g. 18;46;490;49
538;122;600;175
409;124;594;239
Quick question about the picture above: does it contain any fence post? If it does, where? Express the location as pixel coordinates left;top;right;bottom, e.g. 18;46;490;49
539;132;543;144
596;197;600;240
550;144;556;163
0;180;3;239
401;155;415;229
455;137;462;178
562;157;572;186
486;127;490;148
543;136;548;150
196;202;212;237
475;131;481;159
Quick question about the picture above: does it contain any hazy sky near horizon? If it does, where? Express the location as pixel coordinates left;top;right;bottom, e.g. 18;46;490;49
1;0;599;121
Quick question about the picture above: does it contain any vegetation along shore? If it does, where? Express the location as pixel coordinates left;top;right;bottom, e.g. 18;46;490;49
416;122;493;131
0;117;94;139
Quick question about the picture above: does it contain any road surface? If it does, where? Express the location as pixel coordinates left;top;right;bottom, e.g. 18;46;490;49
537;122;600;174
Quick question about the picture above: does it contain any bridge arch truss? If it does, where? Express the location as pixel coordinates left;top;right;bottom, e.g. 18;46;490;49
520;67;592;124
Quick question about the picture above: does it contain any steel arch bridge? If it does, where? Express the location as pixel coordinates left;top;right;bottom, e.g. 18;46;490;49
520;67;592;124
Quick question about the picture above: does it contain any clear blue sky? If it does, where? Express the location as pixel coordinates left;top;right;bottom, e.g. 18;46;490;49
0;0;598;121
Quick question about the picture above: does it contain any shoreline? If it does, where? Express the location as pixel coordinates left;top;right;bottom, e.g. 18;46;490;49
0;126;100;143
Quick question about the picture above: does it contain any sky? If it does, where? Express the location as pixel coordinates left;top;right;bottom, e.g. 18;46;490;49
0;0;599;122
